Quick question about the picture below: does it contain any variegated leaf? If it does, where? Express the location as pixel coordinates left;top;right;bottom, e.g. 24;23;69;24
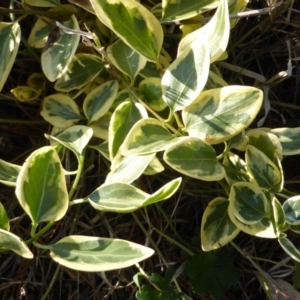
106;153;155;184
229;182;271;225
182;86;263;144
201;197;240;251
0;22;21;92
161;0;218;22
0;159;22;187
228;209;277;238
11;86;41;102
226;130;247;151
90;113;112;140
46;125;93;160
40;93;82;127
223;152;250;186
42;15;80;82
162;39;210;112
273;197;286;231
87;179;181;213
107;39;147;83
83;80;118;124
246;145;282;190
15;146;69;226
279;235;300;263
90;0;163;61
0;203;10;231
246;129;283;161
178;0;229;63
0;229;33;258
122;118;180;156
139;78;167;112
28;5;77;48
55;54;104;92
266;127;300;156
108;101;147;160
283;196;300;226
163;137;225;181
47;235;154;271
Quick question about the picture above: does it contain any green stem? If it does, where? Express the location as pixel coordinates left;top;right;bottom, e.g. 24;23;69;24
68;150;86;200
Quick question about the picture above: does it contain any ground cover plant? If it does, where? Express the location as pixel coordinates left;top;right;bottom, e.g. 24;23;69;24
1;0;300;299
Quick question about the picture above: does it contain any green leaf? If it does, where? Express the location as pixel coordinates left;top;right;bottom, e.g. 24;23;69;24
88;182;149;213
28;5;77;48
178;0;229;63
142;177;182;207
139;78;167;112
40;93;82;127
28;18;53;48
47;235;154;271
87;179;180;213
229;182;271;225
161;39;210;112
54;54;104;92
267;127;300;156
163;137;225;181
279;235;300;263
184;248;238;300
246;145;282;190
108;101;147;160
106;153;156;184
0;203;10;231
90;113;111;140
42;15;80;82
228;211;277;238
223;152;250;186
0;229;33;258
89;141;110;161
24;0;61;7
0;159;22;187
247;129;283;161
15;146;69;226
182;86;263;144
46;125;93;160
90;0;163;61
283;196;300;225
201;197;240;251
293;262;300;290
0;22;21;92
272;197;286;231
83;80;118;124
68;0;95;13
122;118;179;156
226;130;247;151
161;0;218;22
107;39;147;83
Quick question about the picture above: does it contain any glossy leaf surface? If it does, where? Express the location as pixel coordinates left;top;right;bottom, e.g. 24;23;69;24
201;197;239;251
163;137;225;181
48;235;154;271
0;22;21;92
15;146;68;225
90;0;163;61
182;86;263;144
